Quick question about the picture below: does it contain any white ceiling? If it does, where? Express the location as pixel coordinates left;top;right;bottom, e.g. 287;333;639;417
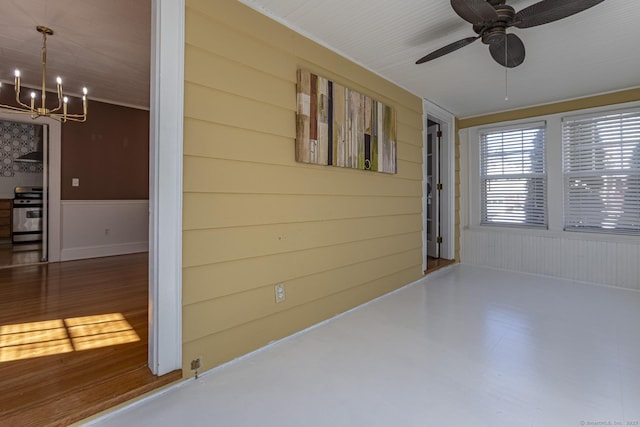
0;1;638;117
241;0;640;118
0;0;150;109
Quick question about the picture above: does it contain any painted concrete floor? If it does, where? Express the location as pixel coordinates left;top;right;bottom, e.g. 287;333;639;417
85;265;640;427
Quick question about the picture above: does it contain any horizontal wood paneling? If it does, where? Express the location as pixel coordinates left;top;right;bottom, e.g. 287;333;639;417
184;193;420;230
183;0;424;375
183;233;421;304
182;266;420;373
184;118;290;163
397;141;423;164
185;45;294;110
184;157;422;196
184;83;293;137
183;214;422;267
183;249;422;342
185;3;422;111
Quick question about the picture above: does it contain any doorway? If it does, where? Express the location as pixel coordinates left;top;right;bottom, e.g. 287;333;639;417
426;120;441;259
0;114;61;268
422;99;455;273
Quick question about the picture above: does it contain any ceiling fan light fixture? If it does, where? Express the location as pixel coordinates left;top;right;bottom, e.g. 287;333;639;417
0;26;88;123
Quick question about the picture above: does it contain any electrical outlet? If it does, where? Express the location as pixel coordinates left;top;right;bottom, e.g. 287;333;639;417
274;283;286;303
72;178;80;187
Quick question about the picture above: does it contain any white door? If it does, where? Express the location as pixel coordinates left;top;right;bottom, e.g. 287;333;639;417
426;123;440;258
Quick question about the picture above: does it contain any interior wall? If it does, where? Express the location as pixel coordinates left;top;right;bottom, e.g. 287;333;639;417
182;0;424;374
1;86;149;200
60;200;149;261
61;99;149;200
456;88;640;290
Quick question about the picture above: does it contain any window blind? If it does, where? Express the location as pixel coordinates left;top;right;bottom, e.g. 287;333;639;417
480;123;546;227
562;107;640;234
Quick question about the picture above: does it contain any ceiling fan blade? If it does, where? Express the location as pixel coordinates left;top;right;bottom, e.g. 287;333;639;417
514;0;605;29
488;33;525;68
416;36;480;64
450;0;498;25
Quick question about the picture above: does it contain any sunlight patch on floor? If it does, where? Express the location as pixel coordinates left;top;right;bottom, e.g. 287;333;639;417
0;313;140;362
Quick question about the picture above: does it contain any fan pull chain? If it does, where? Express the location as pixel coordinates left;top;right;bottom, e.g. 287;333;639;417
504;35;509;101
505;67;508;101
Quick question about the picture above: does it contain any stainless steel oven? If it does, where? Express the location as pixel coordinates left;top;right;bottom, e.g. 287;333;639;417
12;187;43;243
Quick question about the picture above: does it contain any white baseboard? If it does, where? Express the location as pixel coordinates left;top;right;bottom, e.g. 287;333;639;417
60;241;148;261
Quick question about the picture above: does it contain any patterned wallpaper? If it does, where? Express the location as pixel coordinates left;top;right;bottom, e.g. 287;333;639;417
0;120;43;177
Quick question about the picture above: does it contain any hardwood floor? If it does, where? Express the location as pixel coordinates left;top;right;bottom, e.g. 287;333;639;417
0;253;181;426
0;242;43;269
425;256;455;274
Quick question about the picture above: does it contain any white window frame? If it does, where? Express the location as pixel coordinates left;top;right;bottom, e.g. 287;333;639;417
562;107;640;235
478;121;547;228
464;100;640;243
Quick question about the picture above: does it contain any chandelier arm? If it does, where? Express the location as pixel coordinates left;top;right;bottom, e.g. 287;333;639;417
0;26;88;123
49;97;63;114
13;85;33;111
50;83;64;114
0;103;35;113
50;112;86;123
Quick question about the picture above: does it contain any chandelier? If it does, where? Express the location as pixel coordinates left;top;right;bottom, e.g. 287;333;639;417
0;26;88;123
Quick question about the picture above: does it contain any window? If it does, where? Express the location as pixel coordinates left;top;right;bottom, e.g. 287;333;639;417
479;123;546;227
562;108;640;234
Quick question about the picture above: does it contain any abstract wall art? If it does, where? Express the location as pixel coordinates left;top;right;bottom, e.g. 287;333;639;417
296;69;397;174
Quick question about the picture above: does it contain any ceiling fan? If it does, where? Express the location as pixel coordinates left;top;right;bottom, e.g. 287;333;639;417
416;0;605;68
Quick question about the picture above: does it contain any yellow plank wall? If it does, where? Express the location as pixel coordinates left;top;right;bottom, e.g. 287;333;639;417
182;0;424;374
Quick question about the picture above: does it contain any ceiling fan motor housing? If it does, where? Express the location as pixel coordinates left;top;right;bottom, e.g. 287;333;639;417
416;0;606;67
475;4;516;45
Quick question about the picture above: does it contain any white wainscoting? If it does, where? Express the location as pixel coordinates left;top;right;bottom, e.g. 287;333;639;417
459;108;640;293
60;200;149;261
461;228;640;291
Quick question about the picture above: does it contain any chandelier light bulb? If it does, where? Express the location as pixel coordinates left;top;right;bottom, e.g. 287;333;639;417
1;26;87;122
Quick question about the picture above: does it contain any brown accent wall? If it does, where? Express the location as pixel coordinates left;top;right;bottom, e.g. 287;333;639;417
61;100;149;200
1;86;149;200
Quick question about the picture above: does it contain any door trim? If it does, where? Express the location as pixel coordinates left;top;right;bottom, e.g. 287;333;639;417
422;99;455;271
425;123;440;259
0;113;61;262
148;0;184;375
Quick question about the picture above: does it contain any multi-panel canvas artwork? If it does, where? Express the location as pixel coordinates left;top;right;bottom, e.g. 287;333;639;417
296;69;397;174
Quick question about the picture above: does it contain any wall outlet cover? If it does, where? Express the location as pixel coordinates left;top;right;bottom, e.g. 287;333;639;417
275;283;286;303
